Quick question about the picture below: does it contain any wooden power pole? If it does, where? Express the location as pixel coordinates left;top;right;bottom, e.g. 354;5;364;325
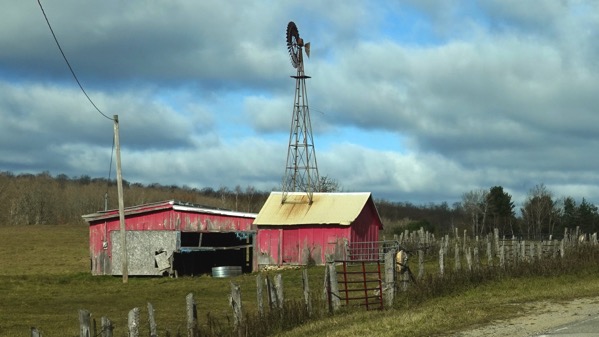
114;115;128;283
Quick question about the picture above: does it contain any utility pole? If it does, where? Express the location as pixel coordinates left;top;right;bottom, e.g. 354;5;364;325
114;115;128;283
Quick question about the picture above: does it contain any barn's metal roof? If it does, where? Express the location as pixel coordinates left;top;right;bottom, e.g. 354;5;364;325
253;192;373;226
82;199;256;223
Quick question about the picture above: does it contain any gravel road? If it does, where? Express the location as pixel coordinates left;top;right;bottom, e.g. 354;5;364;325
451;296;599;337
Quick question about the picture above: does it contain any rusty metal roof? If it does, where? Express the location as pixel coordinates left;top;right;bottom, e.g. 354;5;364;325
82;200;256;223
253;192;373;226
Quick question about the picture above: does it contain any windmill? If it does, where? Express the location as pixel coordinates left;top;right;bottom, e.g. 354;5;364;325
282;21;319;204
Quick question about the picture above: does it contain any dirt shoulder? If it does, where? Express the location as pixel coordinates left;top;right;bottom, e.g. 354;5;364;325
452;296;599;337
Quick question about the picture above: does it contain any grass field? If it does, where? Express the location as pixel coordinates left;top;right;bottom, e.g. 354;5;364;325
0;225;323;336
1;225;599;336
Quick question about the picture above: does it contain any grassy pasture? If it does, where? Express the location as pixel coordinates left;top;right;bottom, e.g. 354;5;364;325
0;225;322;336
2;225;599;336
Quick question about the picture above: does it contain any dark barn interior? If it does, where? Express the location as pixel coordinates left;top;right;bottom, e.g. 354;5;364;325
173;231;253;276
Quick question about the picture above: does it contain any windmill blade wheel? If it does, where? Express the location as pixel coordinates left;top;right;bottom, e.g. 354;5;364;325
286;21;301;68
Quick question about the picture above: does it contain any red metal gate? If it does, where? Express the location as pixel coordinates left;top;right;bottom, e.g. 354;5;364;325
334;259;384;310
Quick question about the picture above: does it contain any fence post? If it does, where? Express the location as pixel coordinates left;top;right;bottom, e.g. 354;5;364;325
465;247;472;272
454;242;461;271
494;229;500;254
229;282;243;332
439;245;445;277
302;268;312;316
266;275;278;310
147;302;157;337
327;262;340;312
186;293;199;337
384;250;396;308
486;237;492;267
499;242;505;268
100;317;113;337
322;262;330;302
418;248;424;279
79;309;92;337
560;239;565;258
274;274;284;309
30;327;42;337
127;307;140;337
256;273;264;316
473;246;480;270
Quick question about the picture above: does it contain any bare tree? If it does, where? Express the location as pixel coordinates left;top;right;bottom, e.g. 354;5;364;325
318;176;340;192
461;189;489;236
521;184;557;239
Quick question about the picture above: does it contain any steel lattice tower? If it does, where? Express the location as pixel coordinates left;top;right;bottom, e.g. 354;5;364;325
282;22;319;204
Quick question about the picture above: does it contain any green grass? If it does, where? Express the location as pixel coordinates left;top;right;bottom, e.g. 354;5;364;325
1;225;599;337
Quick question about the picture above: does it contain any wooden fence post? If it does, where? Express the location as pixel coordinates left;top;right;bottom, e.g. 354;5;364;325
100;317;113;337
128;307;140;337
418;248;424;280
499;242;505;268
465;247;472;272
384;250;395;308
560;239;565;258
186;293;199;337
327;262;340;312
454;242;461;271
439;246;445;277
79;309;92;337
266;275;278;310
256;273;264;316
147;302;157;337
486;238;492;267
473;246;480;270
274;274;284;309
302;268;312;316
322;262;330;301
229;282;243;332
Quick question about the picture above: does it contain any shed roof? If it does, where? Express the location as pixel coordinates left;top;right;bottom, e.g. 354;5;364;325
253;192;375;226
82;200;256;224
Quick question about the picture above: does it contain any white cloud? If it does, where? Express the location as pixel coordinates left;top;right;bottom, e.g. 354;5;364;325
2;0;599;207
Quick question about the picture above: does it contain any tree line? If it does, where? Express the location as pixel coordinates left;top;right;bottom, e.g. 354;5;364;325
380;184;599;240
0;171;597;239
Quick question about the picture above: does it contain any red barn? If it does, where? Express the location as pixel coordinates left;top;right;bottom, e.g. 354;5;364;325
254;192;383;268
82;200;256;276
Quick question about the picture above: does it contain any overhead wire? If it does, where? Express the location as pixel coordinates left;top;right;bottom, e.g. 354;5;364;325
37;0;118;202
37;0;114;121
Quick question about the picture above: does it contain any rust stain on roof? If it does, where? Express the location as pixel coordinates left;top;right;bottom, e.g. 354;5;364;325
254;192;372;226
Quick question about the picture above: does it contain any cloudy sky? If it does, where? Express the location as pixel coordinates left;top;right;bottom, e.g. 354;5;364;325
2;1;599;207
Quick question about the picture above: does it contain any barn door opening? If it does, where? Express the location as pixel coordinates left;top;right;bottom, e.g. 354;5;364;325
173;231;253;276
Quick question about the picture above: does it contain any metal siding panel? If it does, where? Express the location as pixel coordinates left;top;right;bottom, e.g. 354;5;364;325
282;228;300;264
256;229;280;266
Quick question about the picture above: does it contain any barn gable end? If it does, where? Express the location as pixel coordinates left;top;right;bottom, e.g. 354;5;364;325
254;192;383;268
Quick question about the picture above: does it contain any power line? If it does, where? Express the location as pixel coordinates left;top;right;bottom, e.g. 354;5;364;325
37;0;118;204
37;0;113;121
